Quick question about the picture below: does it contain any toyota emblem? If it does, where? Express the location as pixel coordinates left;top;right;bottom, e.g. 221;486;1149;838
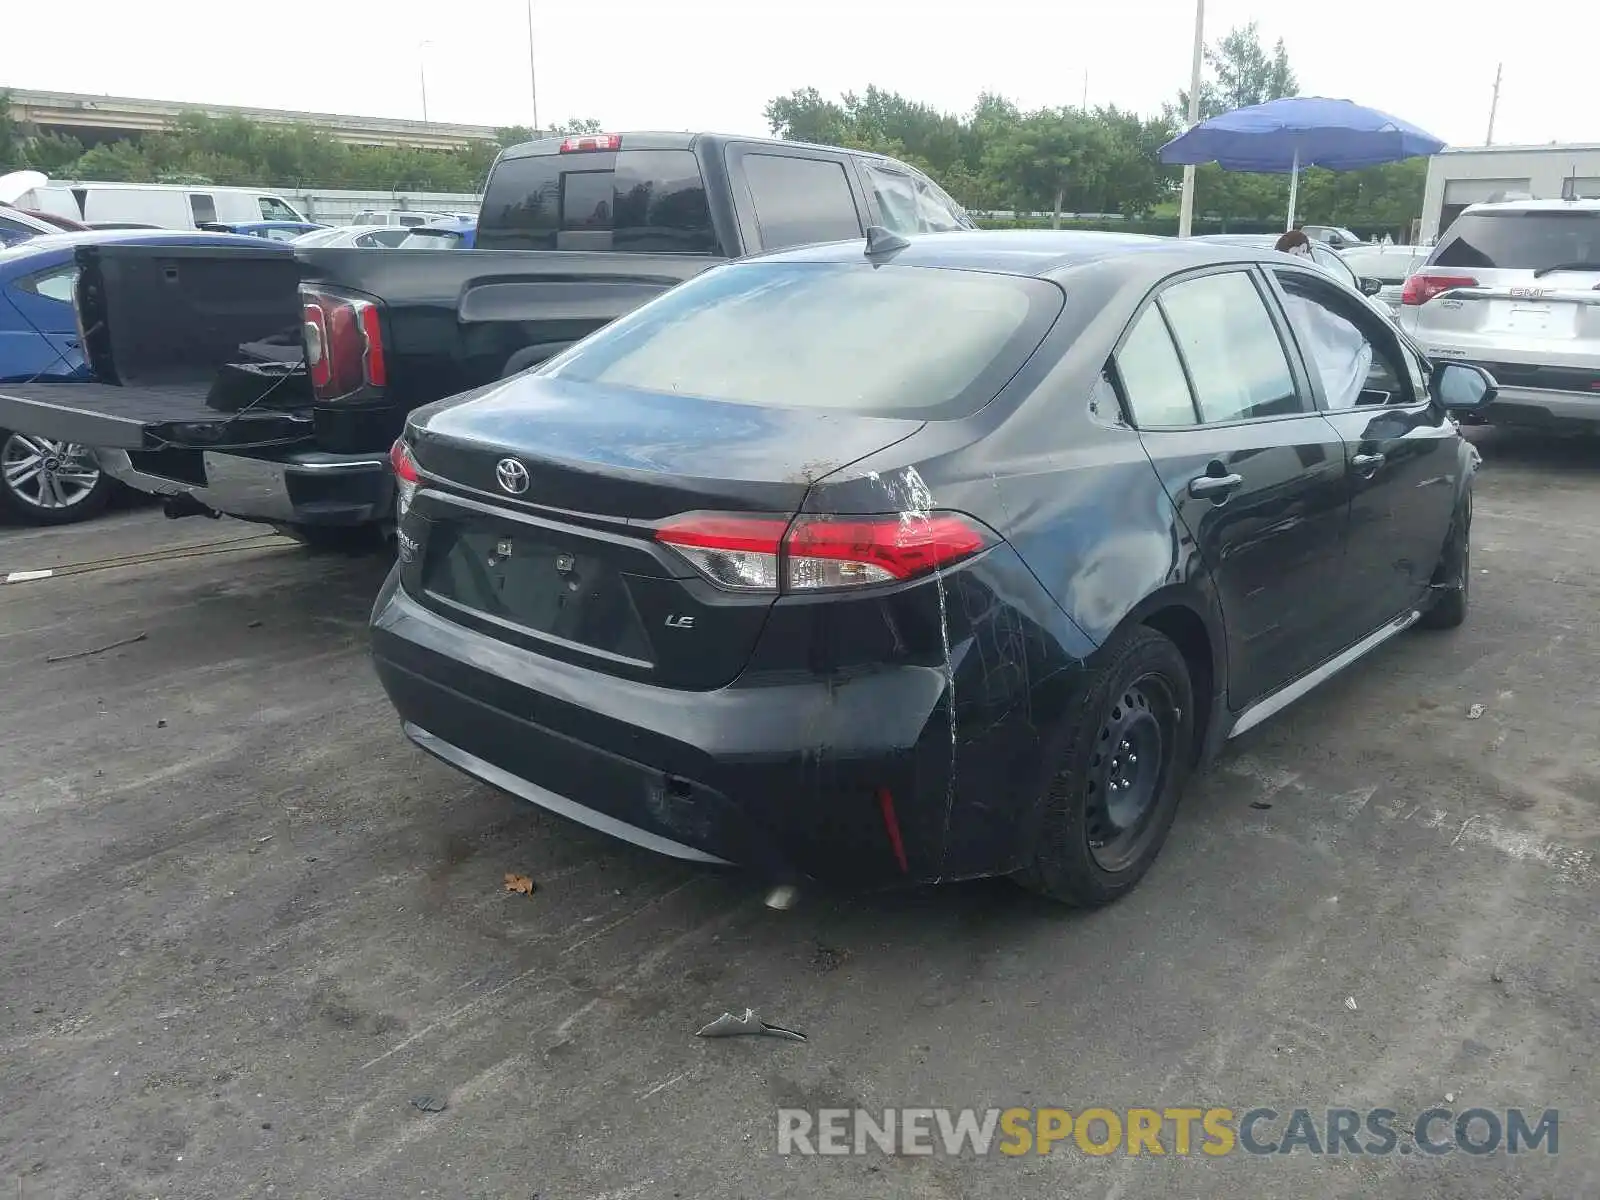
495;458;530;495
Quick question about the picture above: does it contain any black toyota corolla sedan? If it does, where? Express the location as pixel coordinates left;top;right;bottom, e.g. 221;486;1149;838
371;230;1491;907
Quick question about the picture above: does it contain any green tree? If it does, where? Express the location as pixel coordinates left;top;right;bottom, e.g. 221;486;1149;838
0;90;24;169
1171;22;1298;123
764;88;851;145
73;141;156;182
985;109;1111;225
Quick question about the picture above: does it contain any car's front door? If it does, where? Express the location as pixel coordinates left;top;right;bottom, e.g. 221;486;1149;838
1114;267;1351;707
1268;266;1462;634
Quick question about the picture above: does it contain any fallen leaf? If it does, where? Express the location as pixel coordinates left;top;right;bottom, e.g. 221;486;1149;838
503;873;536;896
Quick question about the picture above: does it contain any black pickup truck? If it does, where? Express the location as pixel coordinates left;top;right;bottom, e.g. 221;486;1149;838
0;132;972;544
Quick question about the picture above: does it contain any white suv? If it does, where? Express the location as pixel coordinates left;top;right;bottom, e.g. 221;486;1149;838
1400;198;1600;434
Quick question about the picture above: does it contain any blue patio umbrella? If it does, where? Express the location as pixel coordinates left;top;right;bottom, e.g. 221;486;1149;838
1159;96;1446;231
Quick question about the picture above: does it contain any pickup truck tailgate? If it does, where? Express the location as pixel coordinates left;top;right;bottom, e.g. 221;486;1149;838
0;240;313;451
0;381;311;450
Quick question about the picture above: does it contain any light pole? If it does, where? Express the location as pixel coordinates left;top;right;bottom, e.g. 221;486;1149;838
418;40;432;125
526;0;540;133
1177;0;1205;238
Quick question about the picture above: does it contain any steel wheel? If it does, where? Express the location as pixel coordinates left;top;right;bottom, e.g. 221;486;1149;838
1082;674;1178;873
1;433;103;513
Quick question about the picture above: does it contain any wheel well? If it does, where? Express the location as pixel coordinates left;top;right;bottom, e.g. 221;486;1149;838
1142;605;1215;764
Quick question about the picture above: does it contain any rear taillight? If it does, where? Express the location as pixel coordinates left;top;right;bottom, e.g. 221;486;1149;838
301;285;386;400
559;134;621;153
390;439;419;515
654;512;995;593
1401;272;1478;306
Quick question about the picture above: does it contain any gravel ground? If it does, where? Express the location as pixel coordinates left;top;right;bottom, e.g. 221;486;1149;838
1;428;1596;1200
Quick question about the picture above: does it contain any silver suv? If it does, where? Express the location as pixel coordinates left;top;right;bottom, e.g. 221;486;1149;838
1400;199;1600;434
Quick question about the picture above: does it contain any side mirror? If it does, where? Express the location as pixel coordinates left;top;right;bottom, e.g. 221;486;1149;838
1359;276;1384;297
1433;361;1498;412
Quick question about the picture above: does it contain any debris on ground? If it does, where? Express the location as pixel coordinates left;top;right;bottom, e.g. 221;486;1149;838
1344;996;1358;1011
810;943;849;973
156;719;167;729
45;631;148;664
696;1008;807;1043
1467;703;1486;720
410;1095;447;1113
503;873;537;896
1250;801;1273;810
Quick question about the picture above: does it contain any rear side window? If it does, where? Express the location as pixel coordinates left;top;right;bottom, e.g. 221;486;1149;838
478;148;717;254
1158;272;1303;423
17;265;79;304
543;261;1062;420
1115;308;1197;427
1433;210;1600;271
742;155;862;250
189;194;218;224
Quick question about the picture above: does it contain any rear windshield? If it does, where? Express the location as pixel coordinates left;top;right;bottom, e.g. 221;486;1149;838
1432;210;1600;271
477;147;718;254
1341;249;1428;283
398;229;463;249
542;261;1062;420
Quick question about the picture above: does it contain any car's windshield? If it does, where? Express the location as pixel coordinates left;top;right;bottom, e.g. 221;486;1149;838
543;260;1063;420
1432;210;1600;272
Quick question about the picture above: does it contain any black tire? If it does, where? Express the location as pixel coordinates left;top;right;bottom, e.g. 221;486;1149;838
273;523;388;555
1418;491;1471;631
0;429;115;526
1014;626;1195;908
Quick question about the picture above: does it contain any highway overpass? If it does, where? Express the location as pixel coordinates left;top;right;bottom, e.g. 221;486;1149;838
6;88;503;152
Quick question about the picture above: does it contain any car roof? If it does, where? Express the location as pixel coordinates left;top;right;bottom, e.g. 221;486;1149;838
749;229;1275;280
498;130;929;167
0;228;283;264
1462;198;1600;214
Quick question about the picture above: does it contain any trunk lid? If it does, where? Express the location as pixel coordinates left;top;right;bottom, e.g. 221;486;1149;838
401;376;924;689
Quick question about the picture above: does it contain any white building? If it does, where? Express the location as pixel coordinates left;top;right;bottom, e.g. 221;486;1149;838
1422;144;1600;242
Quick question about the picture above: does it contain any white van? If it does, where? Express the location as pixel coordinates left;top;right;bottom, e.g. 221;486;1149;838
17;182;307;230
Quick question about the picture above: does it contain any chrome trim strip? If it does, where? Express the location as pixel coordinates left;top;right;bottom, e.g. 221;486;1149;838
1229;610;1420;739
402;722;733;865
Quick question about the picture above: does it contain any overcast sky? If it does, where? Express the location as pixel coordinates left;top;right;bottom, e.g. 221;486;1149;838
6;0;1594;149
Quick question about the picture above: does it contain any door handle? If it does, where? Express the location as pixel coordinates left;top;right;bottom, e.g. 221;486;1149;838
1188;471;1244;500
1352;452;1385;475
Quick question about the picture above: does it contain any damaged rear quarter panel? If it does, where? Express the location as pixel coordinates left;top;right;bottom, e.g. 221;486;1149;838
789;289;1223;876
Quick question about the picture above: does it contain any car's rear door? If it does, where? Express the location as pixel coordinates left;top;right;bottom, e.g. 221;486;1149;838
1115;265;1351;707
1269;265;1461;633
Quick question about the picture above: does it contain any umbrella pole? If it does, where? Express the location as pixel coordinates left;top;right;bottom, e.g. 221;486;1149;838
1286;147;1300;231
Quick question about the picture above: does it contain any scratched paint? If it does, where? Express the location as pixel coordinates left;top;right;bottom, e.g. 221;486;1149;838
882;464;959;869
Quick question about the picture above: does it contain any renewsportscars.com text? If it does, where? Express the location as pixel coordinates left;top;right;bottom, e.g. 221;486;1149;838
777;1106;1559;1157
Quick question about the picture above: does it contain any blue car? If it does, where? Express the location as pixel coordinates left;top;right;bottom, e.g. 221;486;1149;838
198;220;328;242
396;216;476;249
0;229;291;524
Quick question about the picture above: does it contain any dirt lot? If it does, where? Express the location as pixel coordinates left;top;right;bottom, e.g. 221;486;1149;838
2;429;1597;1200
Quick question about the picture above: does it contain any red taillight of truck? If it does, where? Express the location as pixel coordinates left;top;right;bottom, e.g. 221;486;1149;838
300;285;386;401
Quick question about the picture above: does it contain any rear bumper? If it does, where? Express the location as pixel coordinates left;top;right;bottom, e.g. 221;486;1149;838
99;446;393;526
1480;386;1600;432
369;570;976;885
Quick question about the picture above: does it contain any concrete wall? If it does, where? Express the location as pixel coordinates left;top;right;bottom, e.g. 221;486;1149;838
283;189;482;225
1422;145;1600;242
